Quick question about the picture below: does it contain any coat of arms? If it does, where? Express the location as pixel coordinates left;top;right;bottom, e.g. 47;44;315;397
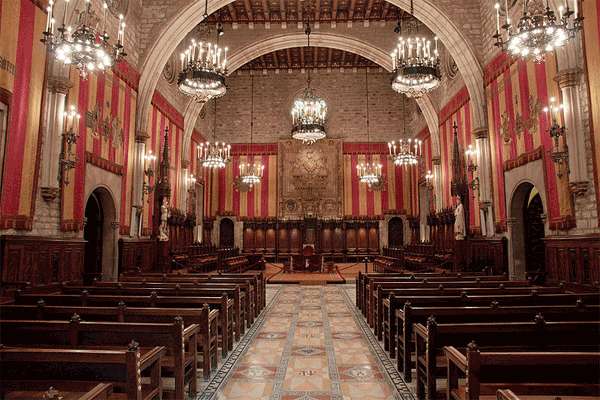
86;102;124;149
515;96;542;136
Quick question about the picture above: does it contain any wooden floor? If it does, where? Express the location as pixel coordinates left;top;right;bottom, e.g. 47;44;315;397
264;263;367;284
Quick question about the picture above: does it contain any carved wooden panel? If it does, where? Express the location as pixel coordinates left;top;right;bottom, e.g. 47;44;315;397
369;227;379;251
278;139;343;219
545;235;600;284
265;228;276;250
255;227;266;250
118;239;156;274
346;228;357;250
244;228;255;250
321;228;333;252
1;236;85;286
357;227;368;250
290;228;302;252
333;228;344;251
278;227;290;252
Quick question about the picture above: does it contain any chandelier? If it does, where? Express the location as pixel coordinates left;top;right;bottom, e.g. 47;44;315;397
238;74;264;189
388;96;422;167
42;0;126;79
357;69;383;188
390;0;441;98
178;0;228;102
493;0;582;62
291;18;327;145
197;99;230;169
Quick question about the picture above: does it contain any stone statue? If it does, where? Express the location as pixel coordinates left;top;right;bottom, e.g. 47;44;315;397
454;196;466;240
158;198;170;241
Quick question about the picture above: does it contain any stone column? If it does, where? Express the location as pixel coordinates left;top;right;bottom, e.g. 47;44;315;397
419;185;430;242
474;128;495;237
432;157;443;212
130;131;149;237
40;65;71;201
555;69;589;197
180;159;190;213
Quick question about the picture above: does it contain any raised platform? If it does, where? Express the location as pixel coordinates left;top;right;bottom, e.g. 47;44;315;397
265;262;365;284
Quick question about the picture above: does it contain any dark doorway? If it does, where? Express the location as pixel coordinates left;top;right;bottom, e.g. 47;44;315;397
523;190;545;274
388;217;404;248
220;218;234;248
84;192;103;284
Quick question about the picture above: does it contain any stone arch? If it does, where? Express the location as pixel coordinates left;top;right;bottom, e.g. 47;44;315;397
180;33;441;166
138;0;485;142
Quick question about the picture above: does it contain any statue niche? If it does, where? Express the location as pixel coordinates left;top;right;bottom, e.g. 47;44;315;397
278;139;343;219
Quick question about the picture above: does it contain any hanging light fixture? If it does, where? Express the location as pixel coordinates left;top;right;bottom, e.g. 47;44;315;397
42;0;127;80
291;17;328;145
493;0;582;62
197;99;231;169
390;0;441;98
357;69;383;188
238;74;264;189
178;0;228;102
388;96;422;166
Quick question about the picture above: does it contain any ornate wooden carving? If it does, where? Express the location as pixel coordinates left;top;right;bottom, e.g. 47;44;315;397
118;238;156;274
544;235;600;285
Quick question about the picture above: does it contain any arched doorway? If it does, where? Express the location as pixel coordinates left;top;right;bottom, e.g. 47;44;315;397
220;218;234;248
84;192;103;284
84;187;118;283
388;217;404;248
509;182;546;280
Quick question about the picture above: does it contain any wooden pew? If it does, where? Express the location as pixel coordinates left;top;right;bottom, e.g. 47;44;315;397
12;292;234;357
0;344;165;400
0;318;198;400
395;302;600;381
0;302;219;380
1;383;114;400
414;318;600;400
445;345;600;400
61;284;250;337
374;286;567;339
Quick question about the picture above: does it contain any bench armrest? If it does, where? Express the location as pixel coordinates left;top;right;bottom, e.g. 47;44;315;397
183;323;200;340
444;346;467;372
139;346;166;370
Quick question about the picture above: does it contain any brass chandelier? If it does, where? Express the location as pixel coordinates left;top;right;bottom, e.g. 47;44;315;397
291;18;328;145
42;0;127;79
357;69;383;188
390;0;441;98
238;74;264;189
388;96;422;167
178;0;228;102
493;0;582;62
197;99;230;169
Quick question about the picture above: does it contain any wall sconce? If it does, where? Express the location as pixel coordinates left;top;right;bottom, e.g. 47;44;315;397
58;105;80;186
465;143;479;191
143;150;156;195
543;97;569;178
187;174;197;193
424;170;434;190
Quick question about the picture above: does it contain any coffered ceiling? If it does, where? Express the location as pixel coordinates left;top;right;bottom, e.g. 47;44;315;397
239;47;380;70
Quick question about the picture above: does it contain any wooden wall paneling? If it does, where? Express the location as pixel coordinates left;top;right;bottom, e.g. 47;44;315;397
118;239;156;274
544;236;600;284
368;226;379;252
255;227;266;251
0;236;86;286
346;226;357;251
278;226;290;253
357;227;368;250
321;228;333;253
333;228;344;251
290;227;301;252
244;227;255;251
265;228;276;252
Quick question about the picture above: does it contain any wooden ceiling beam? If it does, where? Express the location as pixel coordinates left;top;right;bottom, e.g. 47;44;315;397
262;0;270;20
286;48;293;67
364;0;374;19
331;0;339;21
380;1;390;19
314;0;320;22
227;4;238;22
273;51;280;68
259;55;267;69
243;0;254;21
300;47;305;68
348;0;356;19
279;0;287;21
327;48;333;67
314;47;318;68
340;50;346;65
297;0;303;22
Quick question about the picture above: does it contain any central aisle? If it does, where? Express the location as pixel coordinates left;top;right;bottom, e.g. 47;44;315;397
210;285;411;400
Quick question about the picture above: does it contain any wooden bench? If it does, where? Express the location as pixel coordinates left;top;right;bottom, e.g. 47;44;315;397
495;388;600;400
0;318;197;400
12;292;234;357
0;302;219;379
414;319;600;400
445;345;600;400
61;284;250;337
373;256;402;273
0;344;165;400
1;383;114;400
395;302;600;381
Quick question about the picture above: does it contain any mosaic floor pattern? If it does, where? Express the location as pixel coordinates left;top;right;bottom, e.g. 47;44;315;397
204;285;410;400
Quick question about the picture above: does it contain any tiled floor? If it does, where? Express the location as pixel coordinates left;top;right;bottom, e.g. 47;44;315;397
202;285;411;400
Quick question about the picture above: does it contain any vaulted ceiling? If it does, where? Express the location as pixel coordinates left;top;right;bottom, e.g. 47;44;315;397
206;0;405;24
239;47;380;70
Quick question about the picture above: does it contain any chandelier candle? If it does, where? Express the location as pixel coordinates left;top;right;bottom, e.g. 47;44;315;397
178;38;228;102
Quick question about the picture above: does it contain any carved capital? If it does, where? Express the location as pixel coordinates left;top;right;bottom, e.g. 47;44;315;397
181;159;190;169
473;127;489;140
47;76;72;95
431;157;441;166
555;68;582;89
569;181;589;197
135;130;150;143
40;187;59;201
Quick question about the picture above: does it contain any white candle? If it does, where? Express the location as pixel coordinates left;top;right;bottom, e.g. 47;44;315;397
46;1;53;32
180;53;185;70
573;0;578;17
495;3;501;32
504;0;510;24
63;0;69;27
103;2;107;32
